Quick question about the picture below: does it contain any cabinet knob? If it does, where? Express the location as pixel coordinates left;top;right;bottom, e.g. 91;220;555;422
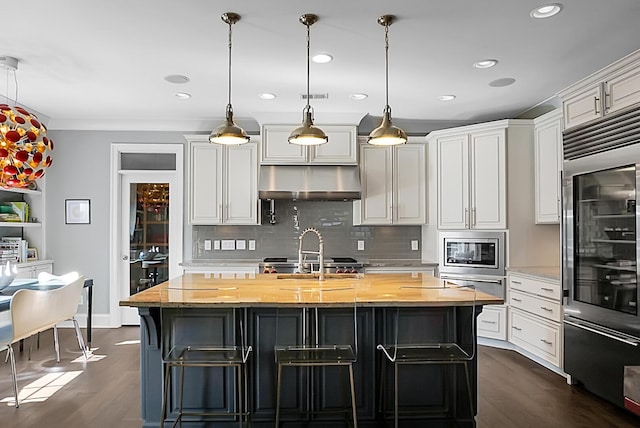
122;255;129;261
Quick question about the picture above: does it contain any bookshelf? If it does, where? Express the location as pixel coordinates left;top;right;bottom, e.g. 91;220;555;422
0;185;52;276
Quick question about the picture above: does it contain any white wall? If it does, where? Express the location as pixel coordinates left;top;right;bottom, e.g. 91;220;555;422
46;130;193;324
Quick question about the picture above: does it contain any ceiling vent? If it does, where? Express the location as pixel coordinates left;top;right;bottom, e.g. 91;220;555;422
301;93;329;100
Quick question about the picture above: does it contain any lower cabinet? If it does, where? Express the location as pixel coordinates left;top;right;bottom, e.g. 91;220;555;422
507;272;562;369
364;266;436;276
15;260;53;279
250;308;375;421
152;305;481;425
477;304;507;340
181;265;259;276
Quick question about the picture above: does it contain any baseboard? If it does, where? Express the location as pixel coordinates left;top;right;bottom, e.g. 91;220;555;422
479;337;567;379
56;314;115;329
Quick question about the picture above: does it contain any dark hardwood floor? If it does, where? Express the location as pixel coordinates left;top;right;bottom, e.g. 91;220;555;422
0;327;638;427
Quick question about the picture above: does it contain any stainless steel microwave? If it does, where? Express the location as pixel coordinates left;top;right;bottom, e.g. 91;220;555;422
438;231;506;277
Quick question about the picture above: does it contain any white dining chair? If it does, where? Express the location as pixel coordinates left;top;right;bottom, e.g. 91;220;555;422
0;275;86;407
35;271;87;358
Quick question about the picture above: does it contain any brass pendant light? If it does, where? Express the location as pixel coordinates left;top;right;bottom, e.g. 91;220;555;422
209;12;250;145
368;15;407;146
288;14;328;146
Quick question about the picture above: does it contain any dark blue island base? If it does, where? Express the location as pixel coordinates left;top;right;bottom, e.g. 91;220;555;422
137;305;481;427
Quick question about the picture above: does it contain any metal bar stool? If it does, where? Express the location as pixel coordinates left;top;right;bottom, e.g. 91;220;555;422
377;284;477;427
160;307;252;428
274;286;358;427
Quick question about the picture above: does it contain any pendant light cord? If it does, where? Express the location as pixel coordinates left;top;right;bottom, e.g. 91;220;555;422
226;18;233;111
384;21;390;111
305;21;311;113
3;67;18;105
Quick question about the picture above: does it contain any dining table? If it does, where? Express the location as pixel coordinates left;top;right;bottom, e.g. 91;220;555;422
0;277;95;350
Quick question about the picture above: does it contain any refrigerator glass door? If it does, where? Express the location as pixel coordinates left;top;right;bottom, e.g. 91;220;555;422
573;165;637;315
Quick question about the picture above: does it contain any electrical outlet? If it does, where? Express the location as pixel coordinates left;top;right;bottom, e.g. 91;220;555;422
221;240;235;250
248;240;256;251
204;239;212;251
236;240;246;250
357;240;365;251
411;240;419;251
213;240;221;250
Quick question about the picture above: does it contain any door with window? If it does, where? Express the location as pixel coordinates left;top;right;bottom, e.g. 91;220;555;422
112;144;183;326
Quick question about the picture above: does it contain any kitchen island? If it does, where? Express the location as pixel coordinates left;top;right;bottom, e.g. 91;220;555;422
120;273;502;427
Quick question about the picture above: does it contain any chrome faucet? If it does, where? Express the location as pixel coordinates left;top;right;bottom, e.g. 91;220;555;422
297;227;324;281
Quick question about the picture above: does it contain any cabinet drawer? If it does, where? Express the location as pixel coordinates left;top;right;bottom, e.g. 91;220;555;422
508;308;561;367
509;274;560;301
509;290;561;322
477;305;506;340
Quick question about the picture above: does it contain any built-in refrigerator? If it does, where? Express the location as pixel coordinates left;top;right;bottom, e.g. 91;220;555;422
562;107;640;415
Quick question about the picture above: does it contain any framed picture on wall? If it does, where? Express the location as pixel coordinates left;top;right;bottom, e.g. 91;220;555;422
65;199;91;224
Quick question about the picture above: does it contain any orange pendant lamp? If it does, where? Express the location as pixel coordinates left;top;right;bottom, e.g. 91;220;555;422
0;56;53;189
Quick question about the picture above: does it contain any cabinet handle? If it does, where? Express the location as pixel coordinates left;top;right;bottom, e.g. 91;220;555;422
604;91;611;112
511;297;522;302
557;198;561;221
540;306;553;312
465;208;469;228
481;320;497;324
471;208;476;228
512;280;522;285
539;339;552;345
594;96;600;114
512;326;522;331
540;287;554;292
564;318;639;347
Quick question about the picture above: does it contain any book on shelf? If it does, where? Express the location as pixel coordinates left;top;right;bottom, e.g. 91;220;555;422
0;202;29;223
0;238;28;263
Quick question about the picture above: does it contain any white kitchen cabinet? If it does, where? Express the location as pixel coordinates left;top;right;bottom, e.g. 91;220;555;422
431;126;506;229
187;138;259;225
15;260;53;279
560;50;640;130
477;305;507;341
181;264;259;277
364;266;436;276
260;124;357;165
507;272;562;368
353;137;426;225
534;110;562;224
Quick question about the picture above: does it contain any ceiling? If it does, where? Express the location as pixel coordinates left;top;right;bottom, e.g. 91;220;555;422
1;0;640;132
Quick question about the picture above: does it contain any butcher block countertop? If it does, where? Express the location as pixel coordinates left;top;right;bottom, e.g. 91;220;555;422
120;273;503;308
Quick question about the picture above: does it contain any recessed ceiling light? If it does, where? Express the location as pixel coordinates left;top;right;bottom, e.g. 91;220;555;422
164;74;190;84
489;78;516;87
530;4;563;19
175;92;191;99
438;95;456;101
473;59;498;69
351;93;368;100
259;93;276;100
312;53;333;64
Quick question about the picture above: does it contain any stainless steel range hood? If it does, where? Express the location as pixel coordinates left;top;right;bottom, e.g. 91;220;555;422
258;165;361;200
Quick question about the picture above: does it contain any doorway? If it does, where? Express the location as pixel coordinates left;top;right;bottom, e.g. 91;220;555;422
110;144;183;326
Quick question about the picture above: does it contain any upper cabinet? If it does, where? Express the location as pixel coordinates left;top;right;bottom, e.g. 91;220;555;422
261;124;357;165
560;50;640;131
187;137;259;225
429;125;506;230
353;137;426;225
534;110;562;224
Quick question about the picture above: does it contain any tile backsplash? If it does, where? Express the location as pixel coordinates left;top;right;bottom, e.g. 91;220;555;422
192;200;421;260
